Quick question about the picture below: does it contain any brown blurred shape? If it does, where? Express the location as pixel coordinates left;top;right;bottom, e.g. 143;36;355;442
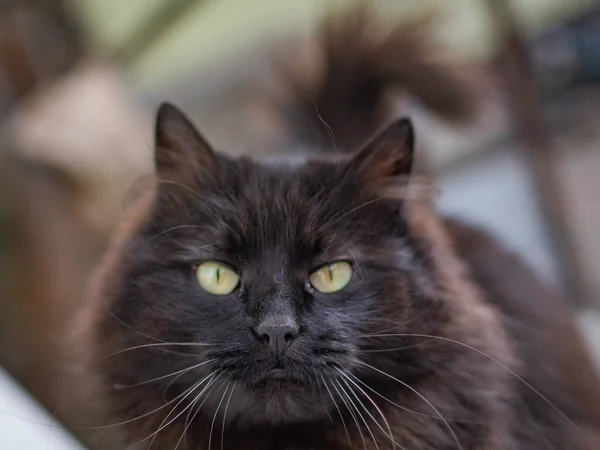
486;0;591;307
0;0;84;118
0;0;100;440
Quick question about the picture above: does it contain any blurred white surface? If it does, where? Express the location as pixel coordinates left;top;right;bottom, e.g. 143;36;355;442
437;148;562;288
0;367;83;450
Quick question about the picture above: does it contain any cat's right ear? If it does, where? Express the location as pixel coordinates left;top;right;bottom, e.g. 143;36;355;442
154;103;217;183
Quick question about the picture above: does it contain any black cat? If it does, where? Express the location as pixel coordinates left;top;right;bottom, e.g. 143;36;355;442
77;7;600;450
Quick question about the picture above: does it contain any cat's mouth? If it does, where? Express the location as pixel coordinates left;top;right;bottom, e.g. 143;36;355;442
268;368;289;379
248;366;309;389
261;368;302;383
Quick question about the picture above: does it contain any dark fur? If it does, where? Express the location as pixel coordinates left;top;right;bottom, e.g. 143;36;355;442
79;7;600;450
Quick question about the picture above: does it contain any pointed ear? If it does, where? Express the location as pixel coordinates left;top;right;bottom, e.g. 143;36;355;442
345;118;414;181
154;103;217;182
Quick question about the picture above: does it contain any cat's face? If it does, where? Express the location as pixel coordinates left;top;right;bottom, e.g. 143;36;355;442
100;105;436;425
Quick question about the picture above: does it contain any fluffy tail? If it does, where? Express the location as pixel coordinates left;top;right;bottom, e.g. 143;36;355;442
282;6;480;151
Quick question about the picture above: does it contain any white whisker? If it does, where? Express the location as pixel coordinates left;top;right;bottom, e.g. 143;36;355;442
142;371;223;449
156;179;205;201
358;360;462;450
173;374;226;450
150;374;217;449
336;379;376;450
366;307;433;336
346;371;481;424
80;376;204;431
314;372;333;423
208;381;232;450
163;367;195;403
107;308;167;343
339;370;401;450
176;384;205;450
221;383;236;450
335;196;390;223
120;359;216;388
152;225;204;238
321;377;351;445
314;99;337;151
360;333;579;432
106;341;213;358
344;244;368;288
333;380;367;450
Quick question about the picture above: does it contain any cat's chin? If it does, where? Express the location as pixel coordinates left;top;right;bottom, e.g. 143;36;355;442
219;378;334;425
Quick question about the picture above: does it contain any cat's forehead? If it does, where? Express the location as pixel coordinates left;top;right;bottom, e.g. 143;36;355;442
151;153;400;264
258;153;310;168
190;157;350;243
225;154;343;198
256;151;345;170
227;157;342;217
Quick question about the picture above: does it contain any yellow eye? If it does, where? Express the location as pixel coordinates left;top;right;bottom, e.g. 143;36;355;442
309;261;353;293
196;262;240;295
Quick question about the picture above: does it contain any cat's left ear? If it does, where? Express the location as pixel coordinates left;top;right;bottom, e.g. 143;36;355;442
345;118;414;181
154;103;217;182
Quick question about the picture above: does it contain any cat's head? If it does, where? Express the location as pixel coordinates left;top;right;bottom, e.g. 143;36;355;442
97;104;442;425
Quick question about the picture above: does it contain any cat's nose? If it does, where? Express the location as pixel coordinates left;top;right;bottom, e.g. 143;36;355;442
254;315;299;356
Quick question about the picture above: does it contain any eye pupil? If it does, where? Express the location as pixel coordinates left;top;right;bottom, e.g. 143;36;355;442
196;262;240;295
308;261;352;294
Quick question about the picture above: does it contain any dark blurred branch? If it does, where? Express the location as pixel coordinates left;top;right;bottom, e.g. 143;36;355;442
114;0;207;65
486;0;590;306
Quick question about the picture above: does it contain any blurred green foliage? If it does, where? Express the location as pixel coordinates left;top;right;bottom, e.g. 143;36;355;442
76;0;600;87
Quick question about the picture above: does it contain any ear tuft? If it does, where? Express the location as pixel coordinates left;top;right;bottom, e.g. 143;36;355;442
154;102;216;178
346;118;414;181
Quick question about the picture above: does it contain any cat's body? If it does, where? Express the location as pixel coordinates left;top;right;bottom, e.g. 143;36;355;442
78;7;600;450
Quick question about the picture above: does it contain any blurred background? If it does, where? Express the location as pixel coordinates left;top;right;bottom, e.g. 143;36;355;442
1;0;600;448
